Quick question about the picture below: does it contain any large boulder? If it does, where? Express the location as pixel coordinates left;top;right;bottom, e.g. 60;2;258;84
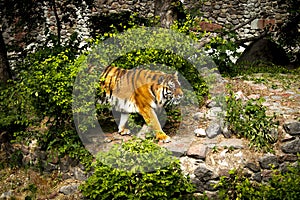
237;38;290;66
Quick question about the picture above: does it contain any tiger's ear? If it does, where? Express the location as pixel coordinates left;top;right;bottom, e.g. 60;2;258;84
174;71;178;77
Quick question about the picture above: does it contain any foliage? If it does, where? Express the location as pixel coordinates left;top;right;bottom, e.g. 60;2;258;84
171;14;199;38
225;88;278;151
205;31;241;76
227;62;300;77
89;11;159;37
80;138;195;200
172;14;242;76
0;37;94;166
276;0;300;61
216;160;300;200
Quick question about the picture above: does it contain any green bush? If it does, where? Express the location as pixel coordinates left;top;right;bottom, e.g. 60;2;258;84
226;88;278;151
216;160;300;200
80;138;195;199
205;32;240;76
0;44;93;166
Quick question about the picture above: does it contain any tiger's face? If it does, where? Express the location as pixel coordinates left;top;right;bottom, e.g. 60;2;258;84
159;72;183;106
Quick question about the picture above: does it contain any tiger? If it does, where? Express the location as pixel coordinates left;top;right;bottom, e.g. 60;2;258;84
99;65;183;143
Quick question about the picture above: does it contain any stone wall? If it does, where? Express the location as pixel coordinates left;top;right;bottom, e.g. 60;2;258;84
3;0;289;57
95;0;155;17
183;0;289;39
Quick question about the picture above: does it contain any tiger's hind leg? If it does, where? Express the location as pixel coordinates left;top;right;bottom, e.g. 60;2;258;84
118;113;131;135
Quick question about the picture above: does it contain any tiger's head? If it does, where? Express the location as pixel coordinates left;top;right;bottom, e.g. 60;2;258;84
157;72;183;106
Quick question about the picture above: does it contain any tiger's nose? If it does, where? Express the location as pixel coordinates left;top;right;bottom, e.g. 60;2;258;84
177;89;183;98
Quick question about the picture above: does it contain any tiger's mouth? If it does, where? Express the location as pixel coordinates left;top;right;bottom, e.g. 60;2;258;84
173;97;182;105
169;94;183;105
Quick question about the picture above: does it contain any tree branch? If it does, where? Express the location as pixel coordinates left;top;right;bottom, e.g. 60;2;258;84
50;0;61;45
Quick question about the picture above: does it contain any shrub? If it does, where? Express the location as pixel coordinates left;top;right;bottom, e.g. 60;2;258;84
80;138;195;199
0;45;93;166
216;160;300;200
226;89;278;151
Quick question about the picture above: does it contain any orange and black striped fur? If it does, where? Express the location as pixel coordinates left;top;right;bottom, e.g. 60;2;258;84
99;66;183;142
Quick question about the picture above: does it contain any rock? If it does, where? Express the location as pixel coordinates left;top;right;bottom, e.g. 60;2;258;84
161;134;193;157
60;156;79;172
236;38;290;66
205;180;218;191
59;183;80;195
218;168;230;177
214;5;221;9
206;123;221;138
194;128;206;137
243;170;252;178
180;157;203;176
278;154;299;163
43;162;58;173
261;170;273;182
280;133;295;143
219;149;228;158
232;19;239;25
73;166;88;181
219;138;244;149
259;154;279;169
203;138;218;148
245;162;260;172
206;100;218;108
252;172;262;182
269;128;278;143
217;158;230;167
247;94;260;99
192;178;205;193
281;138;300;154
194;165;214;181
193;112;205;120
0;190;13;199
207;107;223;120
203;1;212;6
221;124;232;138
271;95;282;100
187;142;208;160
235;90;247;100
283;122;300;136
217;17;227;23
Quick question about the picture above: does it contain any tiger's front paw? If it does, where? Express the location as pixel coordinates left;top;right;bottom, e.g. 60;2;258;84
156;132;171;143
162;135;171;143
119;128;131;136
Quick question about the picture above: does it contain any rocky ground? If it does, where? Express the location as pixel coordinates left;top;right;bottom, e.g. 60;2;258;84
0;73;299;199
